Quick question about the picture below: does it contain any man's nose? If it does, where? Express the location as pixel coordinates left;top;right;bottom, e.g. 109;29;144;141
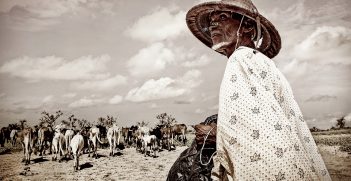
209;21;219;32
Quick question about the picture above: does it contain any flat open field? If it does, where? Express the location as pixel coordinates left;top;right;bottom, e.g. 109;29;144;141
0;129;350;180
0;145;188;181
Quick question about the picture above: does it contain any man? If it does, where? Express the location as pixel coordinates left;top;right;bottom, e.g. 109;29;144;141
186;0;331;180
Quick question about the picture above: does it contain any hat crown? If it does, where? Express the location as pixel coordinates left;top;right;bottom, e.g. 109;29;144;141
209;0;258;14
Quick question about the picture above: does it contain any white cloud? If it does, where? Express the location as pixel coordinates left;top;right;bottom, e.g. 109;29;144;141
68;97;103;108
150;103;158;109
126;7;187;42
0;55;111;81
293;26;351;65
72;75;127;91
42;95;54;103
1;0;116;31
282;26;351;84
109;95;123;105
125;77;186;102
209;104;219;110
178;69;202;90
0;98;44;114
182;55;211;68
195;108;205;114
127;42;175;77
305;95;337;102
62;93;77;98
125;69;203;103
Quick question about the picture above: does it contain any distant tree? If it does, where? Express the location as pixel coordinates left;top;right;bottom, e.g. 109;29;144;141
8;123;20;130
137;120;149;127
19;119;27;129
106;115;117;127
336;116;345;129
97;117;106;126
310;127;320;132
77;119;91;128
39;110;63;127
156;113;177;127
66;114;78;128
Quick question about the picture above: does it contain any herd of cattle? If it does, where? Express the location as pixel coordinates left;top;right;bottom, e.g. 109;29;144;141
0;123;188;171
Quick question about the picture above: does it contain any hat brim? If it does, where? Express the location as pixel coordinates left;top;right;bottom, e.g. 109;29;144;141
186;2;281;58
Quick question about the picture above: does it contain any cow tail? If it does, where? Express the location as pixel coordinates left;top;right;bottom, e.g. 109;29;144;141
96;134;103;144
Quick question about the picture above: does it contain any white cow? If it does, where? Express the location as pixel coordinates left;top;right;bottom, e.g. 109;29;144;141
142;134;157;157
64;129;75;157
135;126;150;152
107;124;121;156
70;133;84;171
10;129;18;146
52;129;65;161
88;127;103;158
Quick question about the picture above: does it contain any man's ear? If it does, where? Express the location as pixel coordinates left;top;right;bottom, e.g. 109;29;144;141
242;19;256;33
242;20;256;40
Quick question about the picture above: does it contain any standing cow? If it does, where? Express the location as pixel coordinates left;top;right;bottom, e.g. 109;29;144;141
10;129;19;146
141;135;158;157
14;127;37;165
0;127;11;147
52;128;65;162
107;124;121;156
38;126;54;156
171;124;187;145
70;133;84;171
88;127;103;158
64;129;75;158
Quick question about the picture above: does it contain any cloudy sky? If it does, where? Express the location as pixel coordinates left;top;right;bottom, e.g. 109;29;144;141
0;0;350;129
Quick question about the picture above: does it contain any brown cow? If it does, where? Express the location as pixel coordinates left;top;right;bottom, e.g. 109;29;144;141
14;127;37;165
171;124;187;145
161;127;173;151
38;126;54;156
121;127;129;144
0;127;11;147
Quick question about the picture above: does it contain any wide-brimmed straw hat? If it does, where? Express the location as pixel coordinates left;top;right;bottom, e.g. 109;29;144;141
186;0;281;58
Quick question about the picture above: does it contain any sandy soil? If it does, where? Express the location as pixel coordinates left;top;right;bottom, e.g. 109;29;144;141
318;145;351;181
1;145;350;181
0;146;187;181
1;133;351;181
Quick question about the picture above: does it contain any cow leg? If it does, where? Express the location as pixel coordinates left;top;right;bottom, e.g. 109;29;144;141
49;140;52;155
182;132;186;145
112;138;116;156
94;139;98;159
88;141;91;157
52;144;56;161
73;153;77;171
108;138;113;156
22;142;26;162
59;140;64;162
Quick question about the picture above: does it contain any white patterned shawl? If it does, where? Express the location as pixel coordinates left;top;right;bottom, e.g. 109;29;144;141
212;46;331;181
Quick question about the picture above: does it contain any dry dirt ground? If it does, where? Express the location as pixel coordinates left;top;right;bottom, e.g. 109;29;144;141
1;130;351;181
1;145;350;180
0;146;187;181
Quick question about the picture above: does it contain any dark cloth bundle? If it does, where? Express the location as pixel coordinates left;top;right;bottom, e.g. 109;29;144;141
167;114;217;181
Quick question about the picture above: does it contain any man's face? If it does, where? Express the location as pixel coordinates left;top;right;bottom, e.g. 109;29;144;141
209;11;240;47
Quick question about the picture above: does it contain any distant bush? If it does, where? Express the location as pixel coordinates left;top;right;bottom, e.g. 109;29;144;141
339;145;351;153
311;129;351;135
313;134;351;147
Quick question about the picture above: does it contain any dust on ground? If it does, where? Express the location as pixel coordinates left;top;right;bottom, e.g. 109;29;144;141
0;146;187;181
